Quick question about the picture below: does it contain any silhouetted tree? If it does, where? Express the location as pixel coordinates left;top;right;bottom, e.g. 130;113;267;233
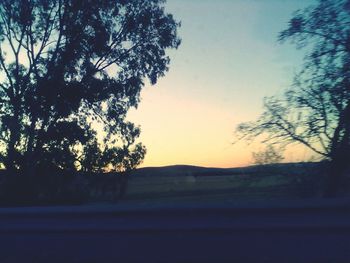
0;0;180;174
252;145;284;166
235;0;350;196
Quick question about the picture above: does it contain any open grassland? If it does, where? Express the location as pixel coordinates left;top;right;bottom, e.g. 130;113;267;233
124;171;324;204
2;162;345;206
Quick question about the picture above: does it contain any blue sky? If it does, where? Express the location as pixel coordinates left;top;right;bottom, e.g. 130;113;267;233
128;0;316;168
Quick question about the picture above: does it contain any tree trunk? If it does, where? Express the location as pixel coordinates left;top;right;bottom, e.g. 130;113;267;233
119;173;130;199
324;102;350;197
6;110;21;172
23;115;40;176
324;158;346;197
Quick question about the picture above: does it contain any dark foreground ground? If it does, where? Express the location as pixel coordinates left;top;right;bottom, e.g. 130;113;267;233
1;198;350;263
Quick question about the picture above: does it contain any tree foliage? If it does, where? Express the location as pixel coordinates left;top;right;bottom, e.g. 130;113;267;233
235;0;350;195
0;0;180;173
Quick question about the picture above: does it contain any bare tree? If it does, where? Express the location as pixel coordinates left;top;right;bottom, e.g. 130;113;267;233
235;0;350;196
252;145;284;166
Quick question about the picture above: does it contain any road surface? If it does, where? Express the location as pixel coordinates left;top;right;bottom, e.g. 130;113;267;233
1;199;350;262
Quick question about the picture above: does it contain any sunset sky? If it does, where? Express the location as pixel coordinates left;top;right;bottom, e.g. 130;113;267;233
127;0;316;168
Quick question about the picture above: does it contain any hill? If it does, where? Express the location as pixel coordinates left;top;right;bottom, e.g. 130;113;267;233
130;162;325;177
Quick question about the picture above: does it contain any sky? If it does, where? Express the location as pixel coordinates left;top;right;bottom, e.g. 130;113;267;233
127;0;316;168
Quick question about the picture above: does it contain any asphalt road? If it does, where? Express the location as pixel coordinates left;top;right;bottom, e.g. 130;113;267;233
1;199;350;262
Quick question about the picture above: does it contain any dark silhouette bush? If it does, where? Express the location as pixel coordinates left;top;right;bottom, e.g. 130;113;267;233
0;171;89;206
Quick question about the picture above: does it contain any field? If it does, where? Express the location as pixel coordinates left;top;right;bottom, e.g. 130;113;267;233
123;164;326;204
0;162;342;206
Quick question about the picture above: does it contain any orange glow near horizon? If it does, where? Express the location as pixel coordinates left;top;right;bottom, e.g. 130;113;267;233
127;85;316;169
